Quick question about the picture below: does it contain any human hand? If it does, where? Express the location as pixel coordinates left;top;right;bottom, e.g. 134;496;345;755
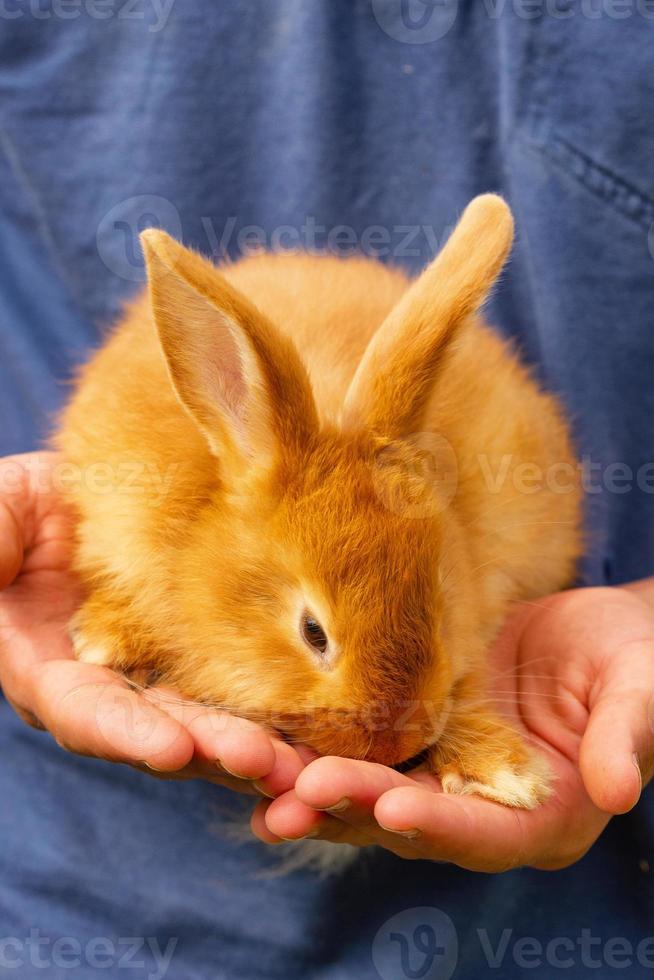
252;585;654;869
0;452;304;797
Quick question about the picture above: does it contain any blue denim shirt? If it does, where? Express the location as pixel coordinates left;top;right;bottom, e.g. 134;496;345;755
1;3;653;977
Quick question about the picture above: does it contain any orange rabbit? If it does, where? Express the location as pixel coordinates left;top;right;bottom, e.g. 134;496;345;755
56;195;581;808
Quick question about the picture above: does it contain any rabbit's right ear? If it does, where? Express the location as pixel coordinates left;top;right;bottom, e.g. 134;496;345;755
141;231;318;472
342;195;514;438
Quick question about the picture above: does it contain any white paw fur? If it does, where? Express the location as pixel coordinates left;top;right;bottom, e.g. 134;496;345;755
70;626;113;667
441;750;553;809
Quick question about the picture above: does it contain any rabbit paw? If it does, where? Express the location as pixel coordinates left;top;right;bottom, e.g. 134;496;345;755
430;710;553;809
70;625;113;667
68;594;142;673
439;750;552;809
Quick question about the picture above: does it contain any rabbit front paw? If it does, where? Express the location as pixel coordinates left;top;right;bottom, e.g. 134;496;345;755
439;751;552;809
70;624;114;667
430;711;553;809
69;592;145;674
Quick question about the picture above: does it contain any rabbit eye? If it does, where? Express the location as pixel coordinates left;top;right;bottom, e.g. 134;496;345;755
301;612;328;655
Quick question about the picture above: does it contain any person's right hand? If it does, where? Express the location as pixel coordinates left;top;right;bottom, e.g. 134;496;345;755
0;452;304;798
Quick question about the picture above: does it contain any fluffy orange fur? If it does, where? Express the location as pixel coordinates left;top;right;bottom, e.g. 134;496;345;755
55;195;581;808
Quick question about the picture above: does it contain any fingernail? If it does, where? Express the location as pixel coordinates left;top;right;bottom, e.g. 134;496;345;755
216;759;249;780
142;761;166;773
280;827;322;841
325;798;351;813
633;753;643;792
253;780;276;799
379;823;421;839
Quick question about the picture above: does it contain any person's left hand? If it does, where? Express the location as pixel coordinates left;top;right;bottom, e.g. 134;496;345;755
251;585;654;870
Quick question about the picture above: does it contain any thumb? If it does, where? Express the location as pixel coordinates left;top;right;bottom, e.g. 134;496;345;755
580;645;654;814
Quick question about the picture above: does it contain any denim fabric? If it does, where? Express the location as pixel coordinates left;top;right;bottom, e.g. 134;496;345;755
0;2;653;977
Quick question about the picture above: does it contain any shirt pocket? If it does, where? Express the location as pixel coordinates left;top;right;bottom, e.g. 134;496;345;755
510;7;654;232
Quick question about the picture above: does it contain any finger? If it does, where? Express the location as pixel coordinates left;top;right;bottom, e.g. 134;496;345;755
0;459;28;589
251;799;284;843
0;501;24;589
3;692;45;730
374;786;549;872
1;620;76;699
295;756;536;862
251;741;319;798
145;688;307;794
580;632;654;814
258;789;419;854
144;687;276;781
295;756;417;826
259;790;326;841
30;660;194;771
251;739;307;798
0;453;67;588
581;682;653;814
133;762;261;793
259;790;370;845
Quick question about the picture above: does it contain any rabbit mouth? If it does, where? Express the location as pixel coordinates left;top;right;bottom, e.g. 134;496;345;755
392;743;436;774
390;697;453;772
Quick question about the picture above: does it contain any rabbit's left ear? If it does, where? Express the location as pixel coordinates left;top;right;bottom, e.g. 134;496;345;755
342;194;514;438
141;231;318;471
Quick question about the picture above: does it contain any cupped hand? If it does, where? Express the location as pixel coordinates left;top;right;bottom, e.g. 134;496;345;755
252;585;654;869
0;452;304;798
